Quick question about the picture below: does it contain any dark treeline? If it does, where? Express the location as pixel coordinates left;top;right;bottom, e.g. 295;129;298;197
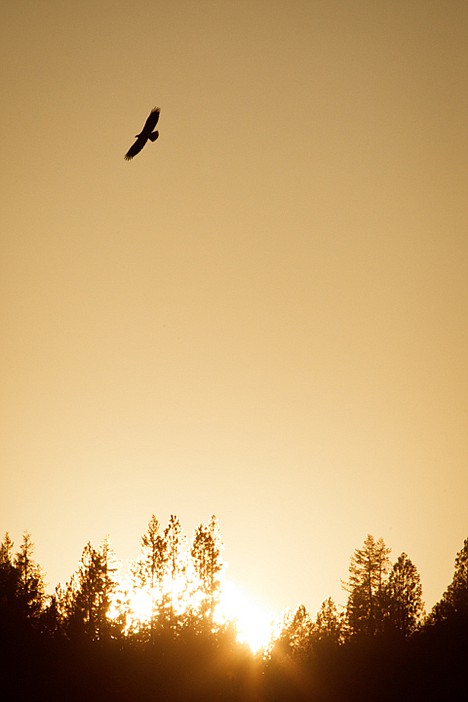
1;517;467;701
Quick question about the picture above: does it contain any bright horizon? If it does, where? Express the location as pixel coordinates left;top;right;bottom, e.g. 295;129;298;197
2;1;467;625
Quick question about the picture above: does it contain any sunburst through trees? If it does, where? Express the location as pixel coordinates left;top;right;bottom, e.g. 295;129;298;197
56;515;275;652
1;526;468;700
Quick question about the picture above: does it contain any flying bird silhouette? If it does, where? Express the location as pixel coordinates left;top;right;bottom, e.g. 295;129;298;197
124;107;160;160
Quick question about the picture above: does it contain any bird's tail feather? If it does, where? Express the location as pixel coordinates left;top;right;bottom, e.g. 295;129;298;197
149;131;159;142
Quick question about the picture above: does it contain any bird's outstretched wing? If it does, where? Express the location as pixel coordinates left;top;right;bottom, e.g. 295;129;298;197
125;136;147;161
142;107;160;136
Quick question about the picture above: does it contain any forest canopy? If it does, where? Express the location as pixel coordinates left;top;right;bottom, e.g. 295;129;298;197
1;518;467;701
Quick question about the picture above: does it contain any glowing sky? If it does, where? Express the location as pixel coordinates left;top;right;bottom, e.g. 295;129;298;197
1;1;467;619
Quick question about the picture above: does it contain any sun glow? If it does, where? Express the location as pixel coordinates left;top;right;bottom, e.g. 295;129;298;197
115;576;276;652
218;579;275;652
128;588;153;621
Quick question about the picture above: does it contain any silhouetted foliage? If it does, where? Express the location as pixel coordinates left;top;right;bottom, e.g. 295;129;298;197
0;531;45;639
190;515;223;630
163;514;188;631
0;532;20;641
313;597;344;645
1;522;467;701
127;514;169;640
270;604;314;659
385;552;425;635
343;534;392;636
430;536;468;624
59;539;119;641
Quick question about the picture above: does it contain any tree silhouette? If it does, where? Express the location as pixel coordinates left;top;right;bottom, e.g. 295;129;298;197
129;515;168;640
190;515;223;630
163;515;187;632
0;531;47;634
14;531;45;626
0;533;19;634
385;552;424;635
2;519;468;702
343;535;391;636
313;597;344;645
431;537;468;624
270;604;314;658
61;540;119;641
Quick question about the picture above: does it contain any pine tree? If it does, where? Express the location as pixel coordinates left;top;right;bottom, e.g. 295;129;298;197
163;515;187;632
343;535;391;636
271;604;314;657
190;515;223;629
62;540;119;641
431;537;468;624
40;592;62;638
129;515;168;639
99;538;121;639
0;533;15;569
385;553;424;635
0;533;19;633
13;531;45;625
313;597;344;644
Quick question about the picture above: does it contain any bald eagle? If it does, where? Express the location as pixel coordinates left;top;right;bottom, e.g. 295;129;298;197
124;107;160;160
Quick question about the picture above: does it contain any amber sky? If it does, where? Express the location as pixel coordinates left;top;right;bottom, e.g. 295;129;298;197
1;1;467;617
